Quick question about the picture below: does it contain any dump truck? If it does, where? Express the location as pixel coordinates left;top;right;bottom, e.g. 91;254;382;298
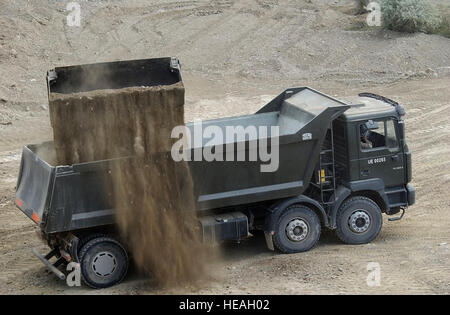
15;58;415;288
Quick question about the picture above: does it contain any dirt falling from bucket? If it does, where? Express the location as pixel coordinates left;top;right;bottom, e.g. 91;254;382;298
50;83;213;286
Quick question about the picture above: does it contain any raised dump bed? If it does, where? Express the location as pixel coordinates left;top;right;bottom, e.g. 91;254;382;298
47;57;184;164
17;57;186;233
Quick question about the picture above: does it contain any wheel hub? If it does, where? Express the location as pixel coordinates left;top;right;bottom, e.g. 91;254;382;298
286;218;309;242
91;251;117;277
348;210;371;233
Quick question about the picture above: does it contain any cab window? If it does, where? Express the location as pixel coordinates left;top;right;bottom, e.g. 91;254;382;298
359;119;398;151
385;119;399;150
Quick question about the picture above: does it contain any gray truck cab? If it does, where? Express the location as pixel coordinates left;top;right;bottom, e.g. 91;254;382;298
331;93;415;223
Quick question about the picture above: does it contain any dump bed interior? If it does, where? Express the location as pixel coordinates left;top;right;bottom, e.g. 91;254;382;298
186;88;348;147
47;57;181;94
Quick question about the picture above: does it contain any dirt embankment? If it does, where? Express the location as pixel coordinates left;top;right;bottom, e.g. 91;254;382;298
1;0;449;105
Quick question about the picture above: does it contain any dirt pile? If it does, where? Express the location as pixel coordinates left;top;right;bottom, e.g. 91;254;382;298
49;82;211;286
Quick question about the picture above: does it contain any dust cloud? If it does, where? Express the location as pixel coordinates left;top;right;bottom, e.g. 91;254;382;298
49;82;214;286
34;141;57;166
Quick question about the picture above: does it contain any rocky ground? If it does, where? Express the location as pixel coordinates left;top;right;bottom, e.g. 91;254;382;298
0;0;449;294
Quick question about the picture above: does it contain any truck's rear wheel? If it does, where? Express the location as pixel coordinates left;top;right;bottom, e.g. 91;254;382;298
336;196;382;245
273;205;321;254
79;236;129;289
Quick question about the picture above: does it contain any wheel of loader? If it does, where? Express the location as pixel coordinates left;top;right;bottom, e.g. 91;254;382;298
336;196;382;245
273;204;321;254
79;236;129;289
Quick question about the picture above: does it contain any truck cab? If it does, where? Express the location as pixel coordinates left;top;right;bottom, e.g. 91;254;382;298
326;94;415;233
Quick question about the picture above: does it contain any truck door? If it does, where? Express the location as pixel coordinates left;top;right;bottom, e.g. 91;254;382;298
357;118;405;187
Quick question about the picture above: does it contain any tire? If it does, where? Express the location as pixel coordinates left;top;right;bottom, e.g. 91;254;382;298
336;196;382;245
77;233;105;255
79;236;129;289
273;205;321;254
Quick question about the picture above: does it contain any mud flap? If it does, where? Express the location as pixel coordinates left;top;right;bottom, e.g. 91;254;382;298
264;231;275;251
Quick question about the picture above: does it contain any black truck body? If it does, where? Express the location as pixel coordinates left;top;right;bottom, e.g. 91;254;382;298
15;58;415;288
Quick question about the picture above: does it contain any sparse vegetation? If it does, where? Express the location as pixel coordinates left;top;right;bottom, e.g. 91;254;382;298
433;16;450;38
354;0;450;37
380;0;441;34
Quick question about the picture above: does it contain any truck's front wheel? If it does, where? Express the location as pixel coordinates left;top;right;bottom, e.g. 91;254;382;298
273;205;321;254
79;236;129;289
336;196;382;245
